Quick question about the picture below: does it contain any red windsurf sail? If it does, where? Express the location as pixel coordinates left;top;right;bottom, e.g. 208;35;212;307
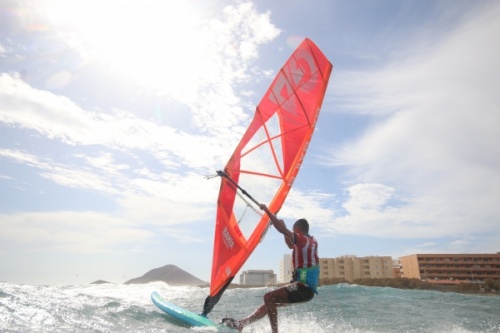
202;38;332;316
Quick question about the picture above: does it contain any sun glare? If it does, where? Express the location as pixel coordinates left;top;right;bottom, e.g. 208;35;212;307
43;0;210;98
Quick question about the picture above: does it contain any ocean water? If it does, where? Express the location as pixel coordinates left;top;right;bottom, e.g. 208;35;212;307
0;282;499;333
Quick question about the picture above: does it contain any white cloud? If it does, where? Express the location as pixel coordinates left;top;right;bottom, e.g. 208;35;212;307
0;42;6;56
0;73;233;172
0;2;282;171
280;188;336;228
221;2;280;61
0;1;285;262
0;148;121;194
450;240;470;247
0;211;153;255
0;147;219;223
117;172;220;226
342;183;395;212
184;2;280;137
323;2;500;241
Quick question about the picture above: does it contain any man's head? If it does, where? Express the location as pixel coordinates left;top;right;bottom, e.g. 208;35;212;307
293;218;309;235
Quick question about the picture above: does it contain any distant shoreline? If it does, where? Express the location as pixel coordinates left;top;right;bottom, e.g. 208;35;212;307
320;277;500;296
225;278;499;296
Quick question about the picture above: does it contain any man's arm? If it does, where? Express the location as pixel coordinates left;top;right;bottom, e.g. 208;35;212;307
259;204;294;248
283;233;293;249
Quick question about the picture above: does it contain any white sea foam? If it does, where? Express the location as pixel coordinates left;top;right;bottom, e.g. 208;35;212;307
0;282;498;332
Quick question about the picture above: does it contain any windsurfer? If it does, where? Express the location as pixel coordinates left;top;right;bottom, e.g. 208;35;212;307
222;203;319;333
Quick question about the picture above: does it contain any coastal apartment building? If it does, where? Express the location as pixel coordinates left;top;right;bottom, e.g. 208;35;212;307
399;253;500;282
392;259;402;278
239;270;276;286
319;255;394;282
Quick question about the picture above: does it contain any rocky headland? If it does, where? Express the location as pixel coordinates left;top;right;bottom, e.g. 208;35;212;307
123;264;207;286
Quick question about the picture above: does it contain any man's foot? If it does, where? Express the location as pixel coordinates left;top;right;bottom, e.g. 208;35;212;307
221;317;243;332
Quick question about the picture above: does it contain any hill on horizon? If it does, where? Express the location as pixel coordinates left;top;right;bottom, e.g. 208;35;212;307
90;280;112;284
124;264;207;286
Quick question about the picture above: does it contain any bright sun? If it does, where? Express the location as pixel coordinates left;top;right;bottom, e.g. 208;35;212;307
43;0;210;98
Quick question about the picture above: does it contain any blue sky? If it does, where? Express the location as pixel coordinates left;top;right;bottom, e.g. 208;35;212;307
1;0;499;285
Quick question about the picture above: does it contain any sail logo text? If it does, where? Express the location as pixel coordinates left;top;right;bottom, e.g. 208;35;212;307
222;227;235;249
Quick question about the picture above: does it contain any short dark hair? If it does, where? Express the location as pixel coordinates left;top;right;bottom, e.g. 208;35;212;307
293;218;309;234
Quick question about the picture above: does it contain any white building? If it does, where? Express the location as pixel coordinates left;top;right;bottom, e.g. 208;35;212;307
240;270;276;286
279;254;293;283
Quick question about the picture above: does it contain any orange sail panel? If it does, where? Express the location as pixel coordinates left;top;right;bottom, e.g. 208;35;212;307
203;38;332;315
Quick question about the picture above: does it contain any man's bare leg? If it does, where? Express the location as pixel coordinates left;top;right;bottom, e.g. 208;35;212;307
263;287;289;333
223;286;289;332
